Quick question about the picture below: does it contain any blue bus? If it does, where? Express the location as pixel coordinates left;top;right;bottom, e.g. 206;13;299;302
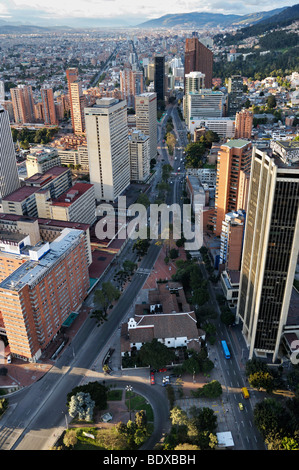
221;340;231;359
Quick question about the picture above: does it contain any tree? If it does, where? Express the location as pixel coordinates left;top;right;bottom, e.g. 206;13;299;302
170;406;188;427
67;381;108;411
267;94;277;109
133;239;150;257
192;380;222;398
249;371;275;393
190;406;217;433
94;282;120;317
135;409;147;429
139;338;175;370
184;142;205;168
63;429;78;448
68;392;95;421
136;193;150;208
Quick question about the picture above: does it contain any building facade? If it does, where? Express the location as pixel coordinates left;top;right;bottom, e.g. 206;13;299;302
128;130;150;182
154;55;166;102
0;106;20;199
237;146;299;362
135;92;157;162
213;140;252;236
184;38;213;88
11;85;35;124
0;228;90;362
41;86;58;126
234;109;253;140
85;98;130;202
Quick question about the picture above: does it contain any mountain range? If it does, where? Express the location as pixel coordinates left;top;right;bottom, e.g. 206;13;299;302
137;8;286;29
0;4;297;32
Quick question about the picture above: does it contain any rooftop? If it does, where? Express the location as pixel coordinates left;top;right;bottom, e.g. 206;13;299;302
50;183;94;207
3;185;37;202
0;228;84;292
25;166;69;186
222;139;252;149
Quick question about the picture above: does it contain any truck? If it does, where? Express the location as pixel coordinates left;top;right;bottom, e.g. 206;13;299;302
241;387;249;399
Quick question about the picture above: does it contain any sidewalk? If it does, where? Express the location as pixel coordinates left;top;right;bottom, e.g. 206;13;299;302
0;304;92;391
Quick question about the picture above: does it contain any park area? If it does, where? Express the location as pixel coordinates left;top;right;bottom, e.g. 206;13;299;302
53;385;154;450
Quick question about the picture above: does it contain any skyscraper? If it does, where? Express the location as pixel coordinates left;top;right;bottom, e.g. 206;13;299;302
66;68;86;134
120;69;144;109
0;105;20;199
85;98;130;202
154;55;165;102
234;108;253;139
0;81;4;103
237;145;299;362
135;92;157;162
128;130;150;182
227;75;243;116
11;85;35;124
41;86;58;126
184;38;213;88
213;139;252;236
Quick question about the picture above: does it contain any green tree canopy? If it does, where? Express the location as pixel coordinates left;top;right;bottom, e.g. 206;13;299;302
139;338;175;370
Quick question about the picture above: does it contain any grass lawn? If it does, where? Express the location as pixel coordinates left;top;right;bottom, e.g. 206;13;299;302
125;392;154;422
107;389;123;401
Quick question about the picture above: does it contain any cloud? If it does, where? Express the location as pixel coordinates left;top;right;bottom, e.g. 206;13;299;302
0;0;297;23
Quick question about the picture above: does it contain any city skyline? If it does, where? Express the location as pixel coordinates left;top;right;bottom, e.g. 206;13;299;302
0;0;297;25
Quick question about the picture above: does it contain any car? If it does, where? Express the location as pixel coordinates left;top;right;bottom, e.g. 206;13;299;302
150;371;155;385
159;367;167;373
238;403;244;411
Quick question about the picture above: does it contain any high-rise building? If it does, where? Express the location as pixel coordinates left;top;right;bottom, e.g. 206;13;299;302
234;108;253;139
154;55;166;102
41;86;58;126
70;81;86;134
227;75;243;116
0;105;20;199
219;210;245;271
184;38;213;88
213;139;252;236
237;146;299;362
185;89;224;129
0;228;90;362
11;85;35;124
85;98;130;202
128;130;150;182
183;71;205;122
66;68;86;134
120;69;144;109
135;92;157;162
0;81;4;103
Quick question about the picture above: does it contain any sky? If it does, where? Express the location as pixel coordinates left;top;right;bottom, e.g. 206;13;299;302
0;0;297;25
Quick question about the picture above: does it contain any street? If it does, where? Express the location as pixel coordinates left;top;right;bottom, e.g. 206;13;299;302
0;99;266;451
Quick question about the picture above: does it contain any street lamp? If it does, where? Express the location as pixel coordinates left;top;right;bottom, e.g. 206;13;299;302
125;385;133;420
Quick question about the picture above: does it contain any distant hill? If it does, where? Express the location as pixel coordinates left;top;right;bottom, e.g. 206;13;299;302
138;8;286;29
224;3;299;40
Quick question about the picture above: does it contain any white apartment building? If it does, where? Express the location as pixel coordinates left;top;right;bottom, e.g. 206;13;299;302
85;98;130;202
0;105;20;199
186;90;225;130
189;117;235;138
128;130;150;182
183;72;205;122
135;92;157;161
26;146;61;177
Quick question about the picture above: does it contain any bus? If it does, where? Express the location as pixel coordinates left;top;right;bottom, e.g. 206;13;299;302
221;340;231;359
242;387;250;399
